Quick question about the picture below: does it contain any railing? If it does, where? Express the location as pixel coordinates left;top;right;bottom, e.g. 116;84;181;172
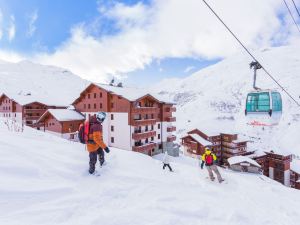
166;117;176;122
132;107;159;114
132;131;156;140
132;119;157;126
25;116;41;121
167;126;176;132
167;135;176;142
132;143;157;152
166;107;176;112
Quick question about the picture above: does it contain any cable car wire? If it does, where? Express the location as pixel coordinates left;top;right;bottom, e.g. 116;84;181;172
201;0;300;107
283;0;300;34
291;0;300;18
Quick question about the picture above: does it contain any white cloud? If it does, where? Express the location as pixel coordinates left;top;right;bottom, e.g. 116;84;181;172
27;10;38;37
184;66;195;73
8;15;16;42
0;0;298;83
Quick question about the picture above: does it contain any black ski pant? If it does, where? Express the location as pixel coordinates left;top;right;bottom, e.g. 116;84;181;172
89;148;105;174
163;163;173;172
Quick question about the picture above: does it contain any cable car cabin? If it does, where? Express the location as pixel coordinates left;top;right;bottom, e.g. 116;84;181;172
245;90;282;126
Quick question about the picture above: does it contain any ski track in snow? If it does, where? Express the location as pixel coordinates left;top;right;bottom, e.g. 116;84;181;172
0;119;300;225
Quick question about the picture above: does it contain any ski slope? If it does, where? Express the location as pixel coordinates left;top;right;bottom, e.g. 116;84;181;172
0;119;300;225
151;44;300;155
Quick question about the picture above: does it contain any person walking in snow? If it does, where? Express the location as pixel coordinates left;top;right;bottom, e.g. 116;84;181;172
87;112;110;174
201;147;224;183
162;151;173;172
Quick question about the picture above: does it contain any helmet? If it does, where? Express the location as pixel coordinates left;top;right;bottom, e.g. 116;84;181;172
96;112;106;123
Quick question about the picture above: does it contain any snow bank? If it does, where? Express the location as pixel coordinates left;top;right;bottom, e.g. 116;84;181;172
0;119;300;225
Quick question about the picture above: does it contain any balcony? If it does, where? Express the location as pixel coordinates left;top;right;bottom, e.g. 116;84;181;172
132;143;157;152
132;131;156;140
167;126;176;132
25;116;41;121
166;107;176;112
132;119;157;126
132;107;159;114
166;117;176;122
167;135;176;142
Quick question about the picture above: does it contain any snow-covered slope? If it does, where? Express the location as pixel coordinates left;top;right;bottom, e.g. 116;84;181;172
0;60;90;106
151;44;300;155
0;119;300;225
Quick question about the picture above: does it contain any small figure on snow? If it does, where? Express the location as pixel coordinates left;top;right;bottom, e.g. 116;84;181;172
86;112;110;174
201;147;224;183
162;151;173;172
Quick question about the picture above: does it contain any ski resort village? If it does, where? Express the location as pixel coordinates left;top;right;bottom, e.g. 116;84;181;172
1;1;300;225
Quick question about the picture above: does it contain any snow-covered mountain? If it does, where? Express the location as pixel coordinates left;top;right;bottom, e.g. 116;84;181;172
151;44;300;156
0;60;90;106
1;119;300;225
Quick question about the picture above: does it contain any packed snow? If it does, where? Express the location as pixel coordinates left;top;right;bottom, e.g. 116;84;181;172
151;44;300;156
0;119;300;225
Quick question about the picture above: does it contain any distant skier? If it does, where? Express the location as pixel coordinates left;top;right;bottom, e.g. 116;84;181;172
162;151;173;172
86;112;110;174
201;147;224;183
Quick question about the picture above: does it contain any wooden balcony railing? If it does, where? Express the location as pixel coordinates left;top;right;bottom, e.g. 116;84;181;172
166;117;176;122
132;119;157;126
132;131;156;140
167;126;176;132
132;107;159;114
167;135;176;142
166;107;176;112
132;143;157;152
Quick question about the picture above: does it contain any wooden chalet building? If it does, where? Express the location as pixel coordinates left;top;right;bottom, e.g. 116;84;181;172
181;128;249;163
290;160;300;190
228;156;262;173
37;109;85;140
72;83;178;156
0;93;66;128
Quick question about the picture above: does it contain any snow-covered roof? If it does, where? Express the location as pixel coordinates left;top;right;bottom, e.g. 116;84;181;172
246;151;266;159
39;109;85;122
291;160;300;174
297;179;300;183
228;156;261;168
189;133;212;146
232;137;249;144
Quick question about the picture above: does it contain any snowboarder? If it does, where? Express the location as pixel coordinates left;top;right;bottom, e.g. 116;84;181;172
86;112;110;174
201;147;224;183
162;151;173;172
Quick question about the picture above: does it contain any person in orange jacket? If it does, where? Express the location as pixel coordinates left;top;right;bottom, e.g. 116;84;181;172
87;112;110;174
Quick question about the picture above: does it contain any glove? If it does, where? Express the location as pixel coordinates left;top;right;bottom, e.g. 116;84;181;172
104;147;110;153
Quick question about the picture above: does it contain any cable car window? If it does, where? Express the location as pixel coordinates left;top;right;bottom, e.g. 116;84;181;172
246;92;270;112
271;92;282;112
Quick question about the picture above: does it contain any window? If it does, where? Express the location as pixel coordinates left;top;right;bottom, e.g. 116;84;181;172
111;114;114;120
158;134;161;139
111;137;114;143
158;124;161;129
145;126;148;131
145;138;149;143
94;104;97;109
100;92;102;98
145;114;148;119
94;93;97;98
88;94;90;99
151;136;154;141
271;92;282;112
111;126;114;132
151;125;154;130
111;103;114;108
100;103;102;109
88;104;91;109
246;92;270;112
84;104;86;109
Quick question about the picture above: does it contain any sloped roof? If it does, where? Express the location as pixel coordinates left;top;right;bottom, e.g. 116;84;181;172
228;156;261;168
189;133;212;146
38;109;85;123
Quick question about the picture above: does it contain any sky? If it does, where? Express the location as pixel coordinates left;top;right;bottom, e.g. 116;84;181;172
0;0;299;86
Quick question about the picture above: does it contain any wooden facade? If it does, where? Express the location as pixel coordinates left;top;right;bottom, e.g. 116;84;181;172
72;83;178;156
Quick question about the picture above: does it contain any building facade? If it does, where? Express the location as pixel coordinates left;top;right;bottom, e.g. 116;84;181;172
37;109;85;140
72;83;178;156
